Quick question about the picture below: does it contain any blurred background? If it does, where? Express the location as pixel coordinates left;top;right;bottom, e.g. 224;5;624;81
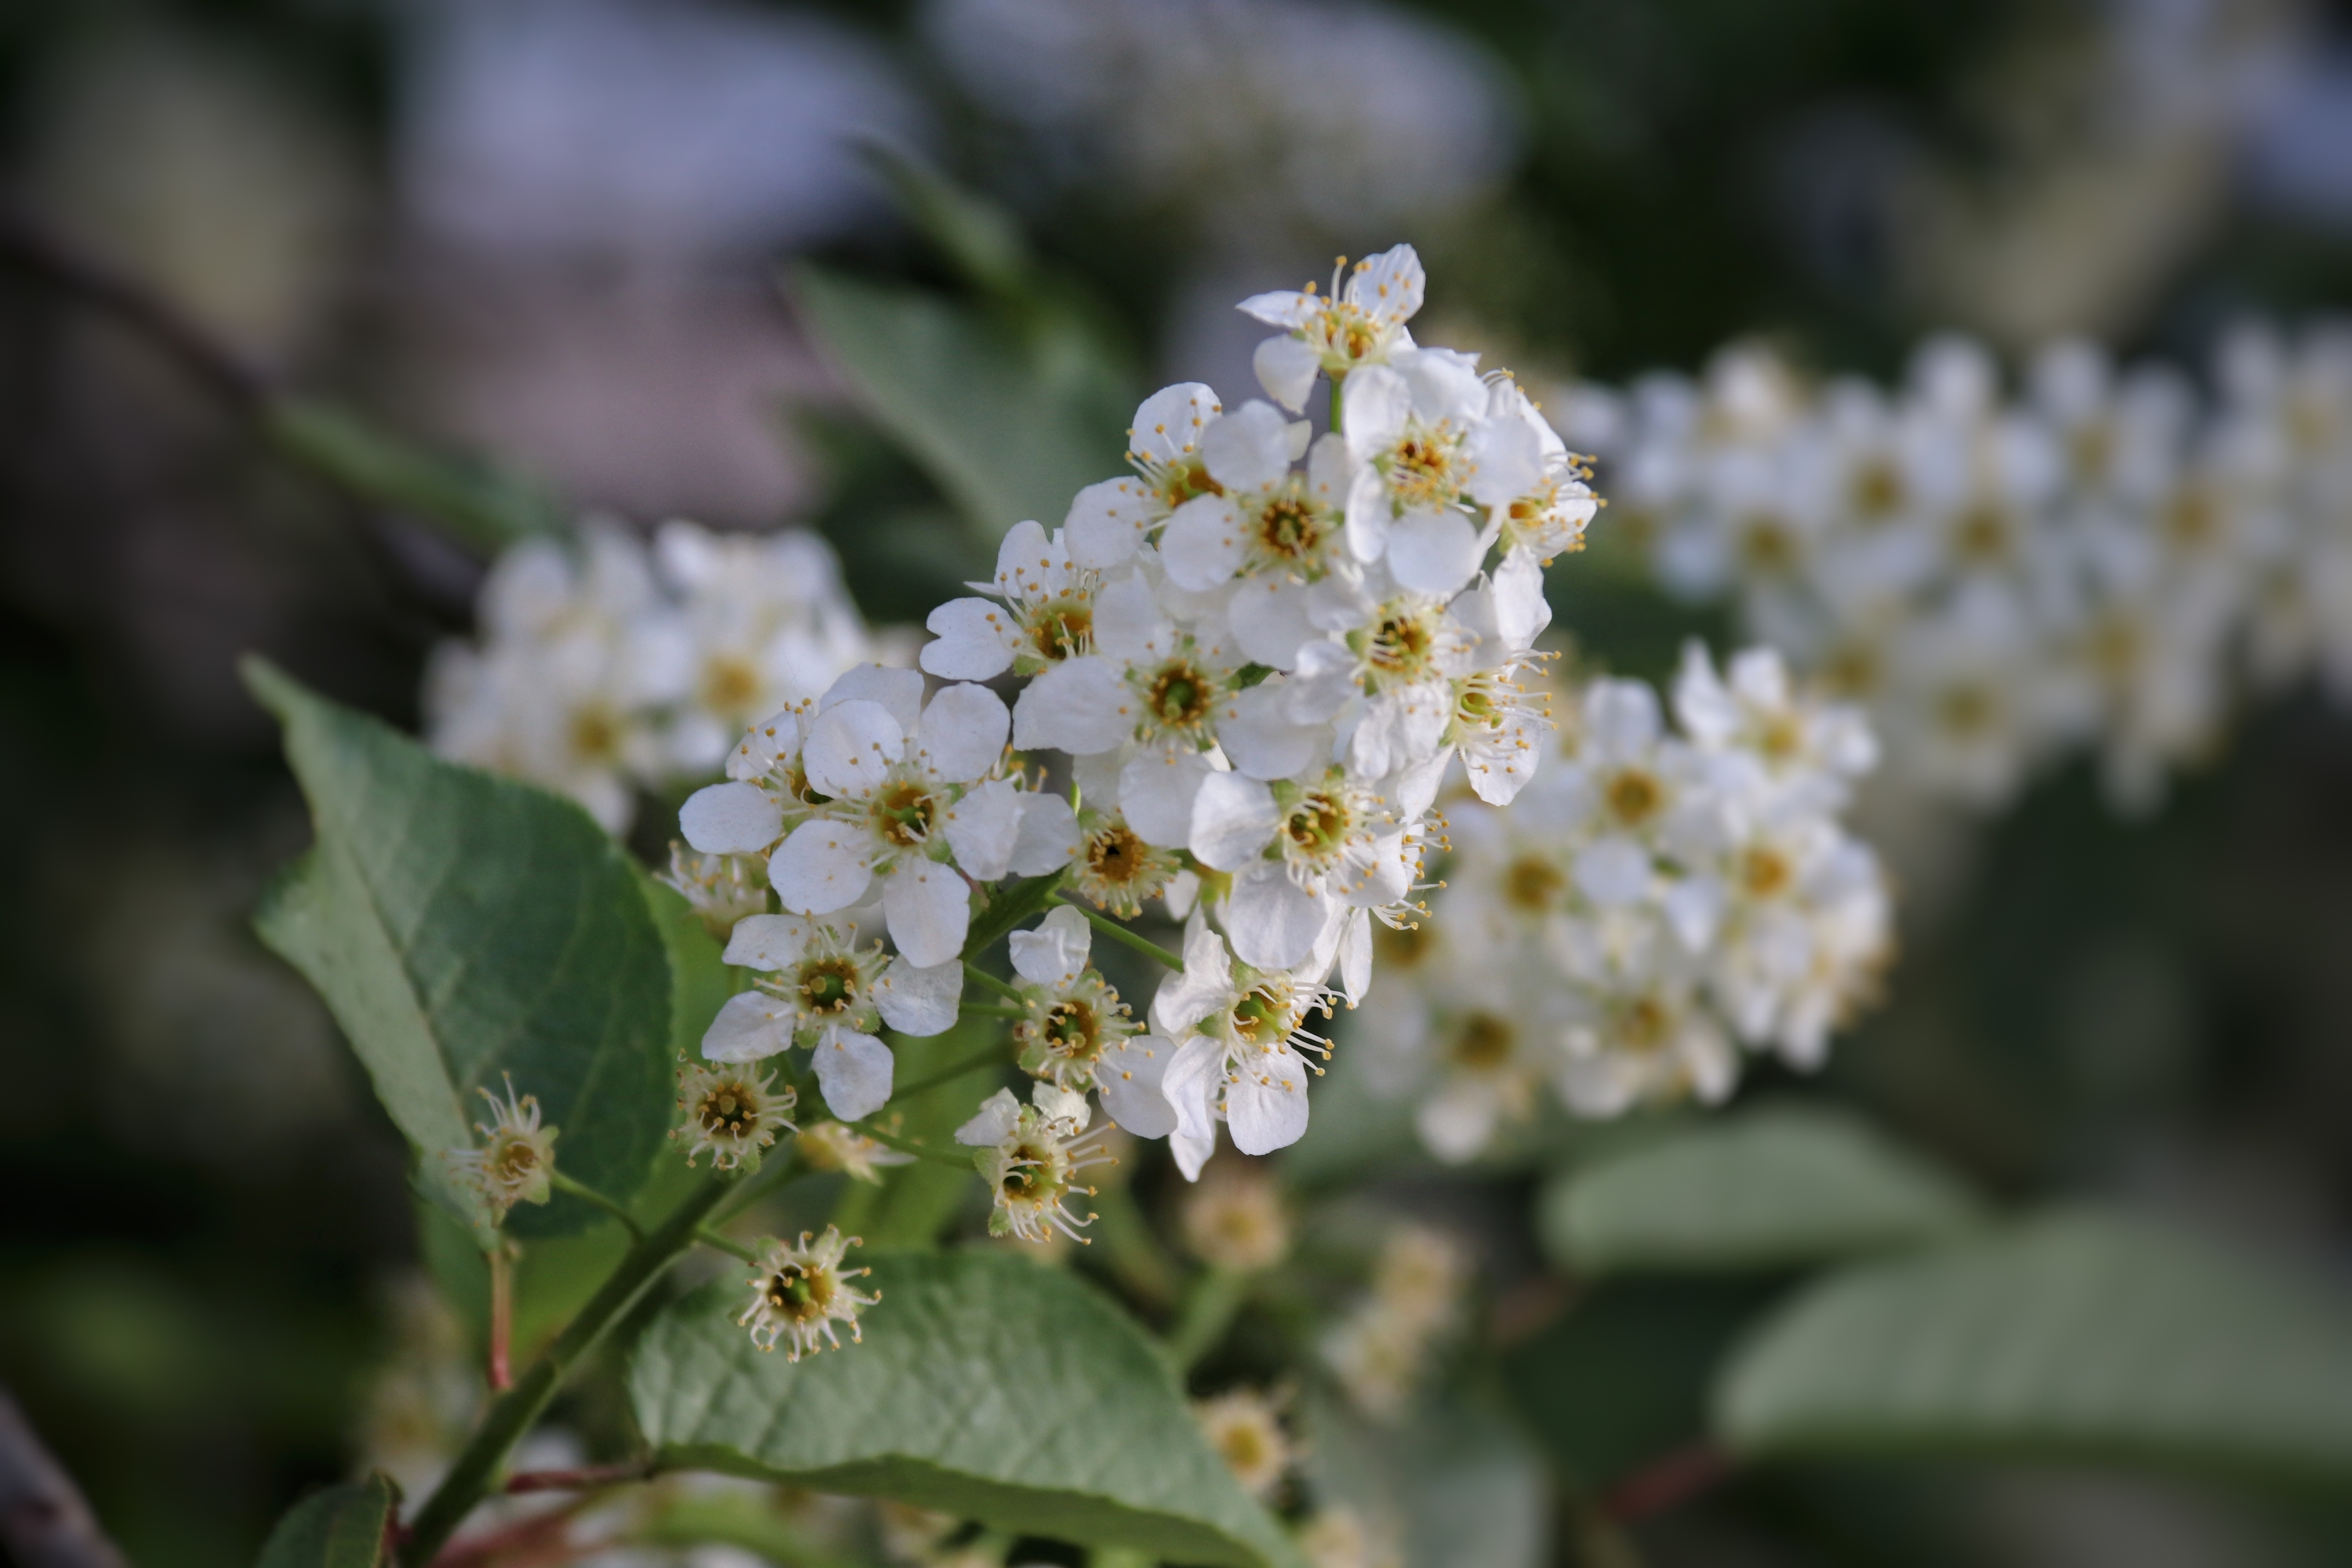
9;0;2352;1563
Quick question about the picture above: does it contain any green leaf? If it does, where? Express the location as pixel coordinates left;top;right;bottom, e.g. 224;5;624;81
792;266;1130;539
1541;1104;1982;1276
246;659;677;1242
1717;1209;2352;1484
262;397;566;553
630;1250;1301;1567
862;144;1033;302
254;1474;397;1568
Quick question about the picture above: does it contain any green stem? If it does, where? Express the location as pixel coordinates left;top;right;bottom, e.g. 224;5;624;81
399;1175;732;1565
962;962;1024;1002
1329;375;1343;437
960;1002;1028;1019
1047;895;1185;971
850;1120;976;1171
549;1171;644;1239
695;1227;760;1264
710;1147;800;1228
1166;1266;1251;1373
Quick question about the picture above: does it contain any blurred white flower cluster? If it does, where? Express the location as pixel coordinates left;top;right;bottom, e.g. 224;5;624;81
678;244;1599;1185
1321;1224;1468;1419
1363;646;1890;1159
425;519;877;833
1563;324;2352;811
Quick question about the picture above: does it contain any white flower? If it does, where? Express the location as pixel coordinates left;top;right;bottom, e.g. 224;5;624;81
672;1058;796;1170
1339;349;1508;594
657;843;770;939
1153;925;1338;1174
1192;1389;1293;1501
920;518;1105;679
1065;383;1224;570
954;1083;1115;1243
761;672;1015;966
1239;244;1427;412
1178;1168;1291;1271
1005;906;1178;1137
793;1121;912;1185
738;1227;877;1359
1356;924;1564;1164
706;913;960;1121
446;1074;557;1221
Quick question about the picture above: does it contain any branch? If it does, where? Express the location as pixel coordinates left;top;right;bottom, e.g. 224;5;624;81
0;196;269;409
1599;1441;1732;1524
502;1460;654;1496
0;1387;129;1568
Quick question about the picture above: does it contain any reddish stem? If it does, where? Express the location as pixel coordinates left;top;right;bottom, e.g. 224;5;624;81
502;1461;652;1496
488;1246;514;1394
1600;1441;1733;1524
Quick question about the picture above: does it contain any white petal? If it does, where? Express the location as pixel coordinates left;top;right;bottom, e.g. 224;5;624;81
1287;639;1362;722
804;700;905;799
1338;909;1372;1005
727;710;804;782
1131;383;1221;465
1664;876;1726;952
990;518;1056;593
1342;365;1411;461
1089;572;1174;665
1348;684;1451;777
1119;745;1211;848
1343;244;1425;325
875;956;961;1036
701;989;794;1062
1012;655;1132;754
942;776;1023;880
1388;509;1484;597
1033;1080;1092;1132
882;860;971;968
1065;477;1158;569
956;1087;1022;1146
1162;1033;1228;1146
771;818;875;913
720;913;814;971
1009;789;1082;875
1171;1126;1217;1181
813;1026;895;1121
1185;771;1276;873
1152;925;1235;1036
819;665;924;732
916;684;1011;783
1237;289;1323;330
920;597;1018;680
1225;861;1329;971
679;782;782;854
1465;412;1545;505
1418;1083;1501;1164
1202;400;1294;492
1391;748;1454;819
1228;576;1317;670
1160;495;1246;591
1394;347;1486;424
1097;1033;1178;1138
1225;1045;1312;1154
1253;335;1323;413
1009;903;1091;986
1344;464;1392;564
1574;837;1652;907
1218;681;1320;779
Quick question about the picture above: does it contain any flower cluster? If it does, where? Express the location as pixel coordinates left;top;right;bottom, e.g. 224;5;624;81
1362;646;1891;1156
426;519;878;832
1319;1224;1468;1420
677;244;1599;1188
1563;324;2352;812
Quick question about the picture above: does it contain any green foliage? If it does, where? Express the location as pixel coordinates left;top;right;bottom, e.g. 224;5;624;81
1717;1209;2352;1484
1541;1103;1982;1276
253;1474;396;1568
791;266;1131;541
630;1251;1302;1567
245;659;690;1243
1504;1276;1785;1486
262;398;566;554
